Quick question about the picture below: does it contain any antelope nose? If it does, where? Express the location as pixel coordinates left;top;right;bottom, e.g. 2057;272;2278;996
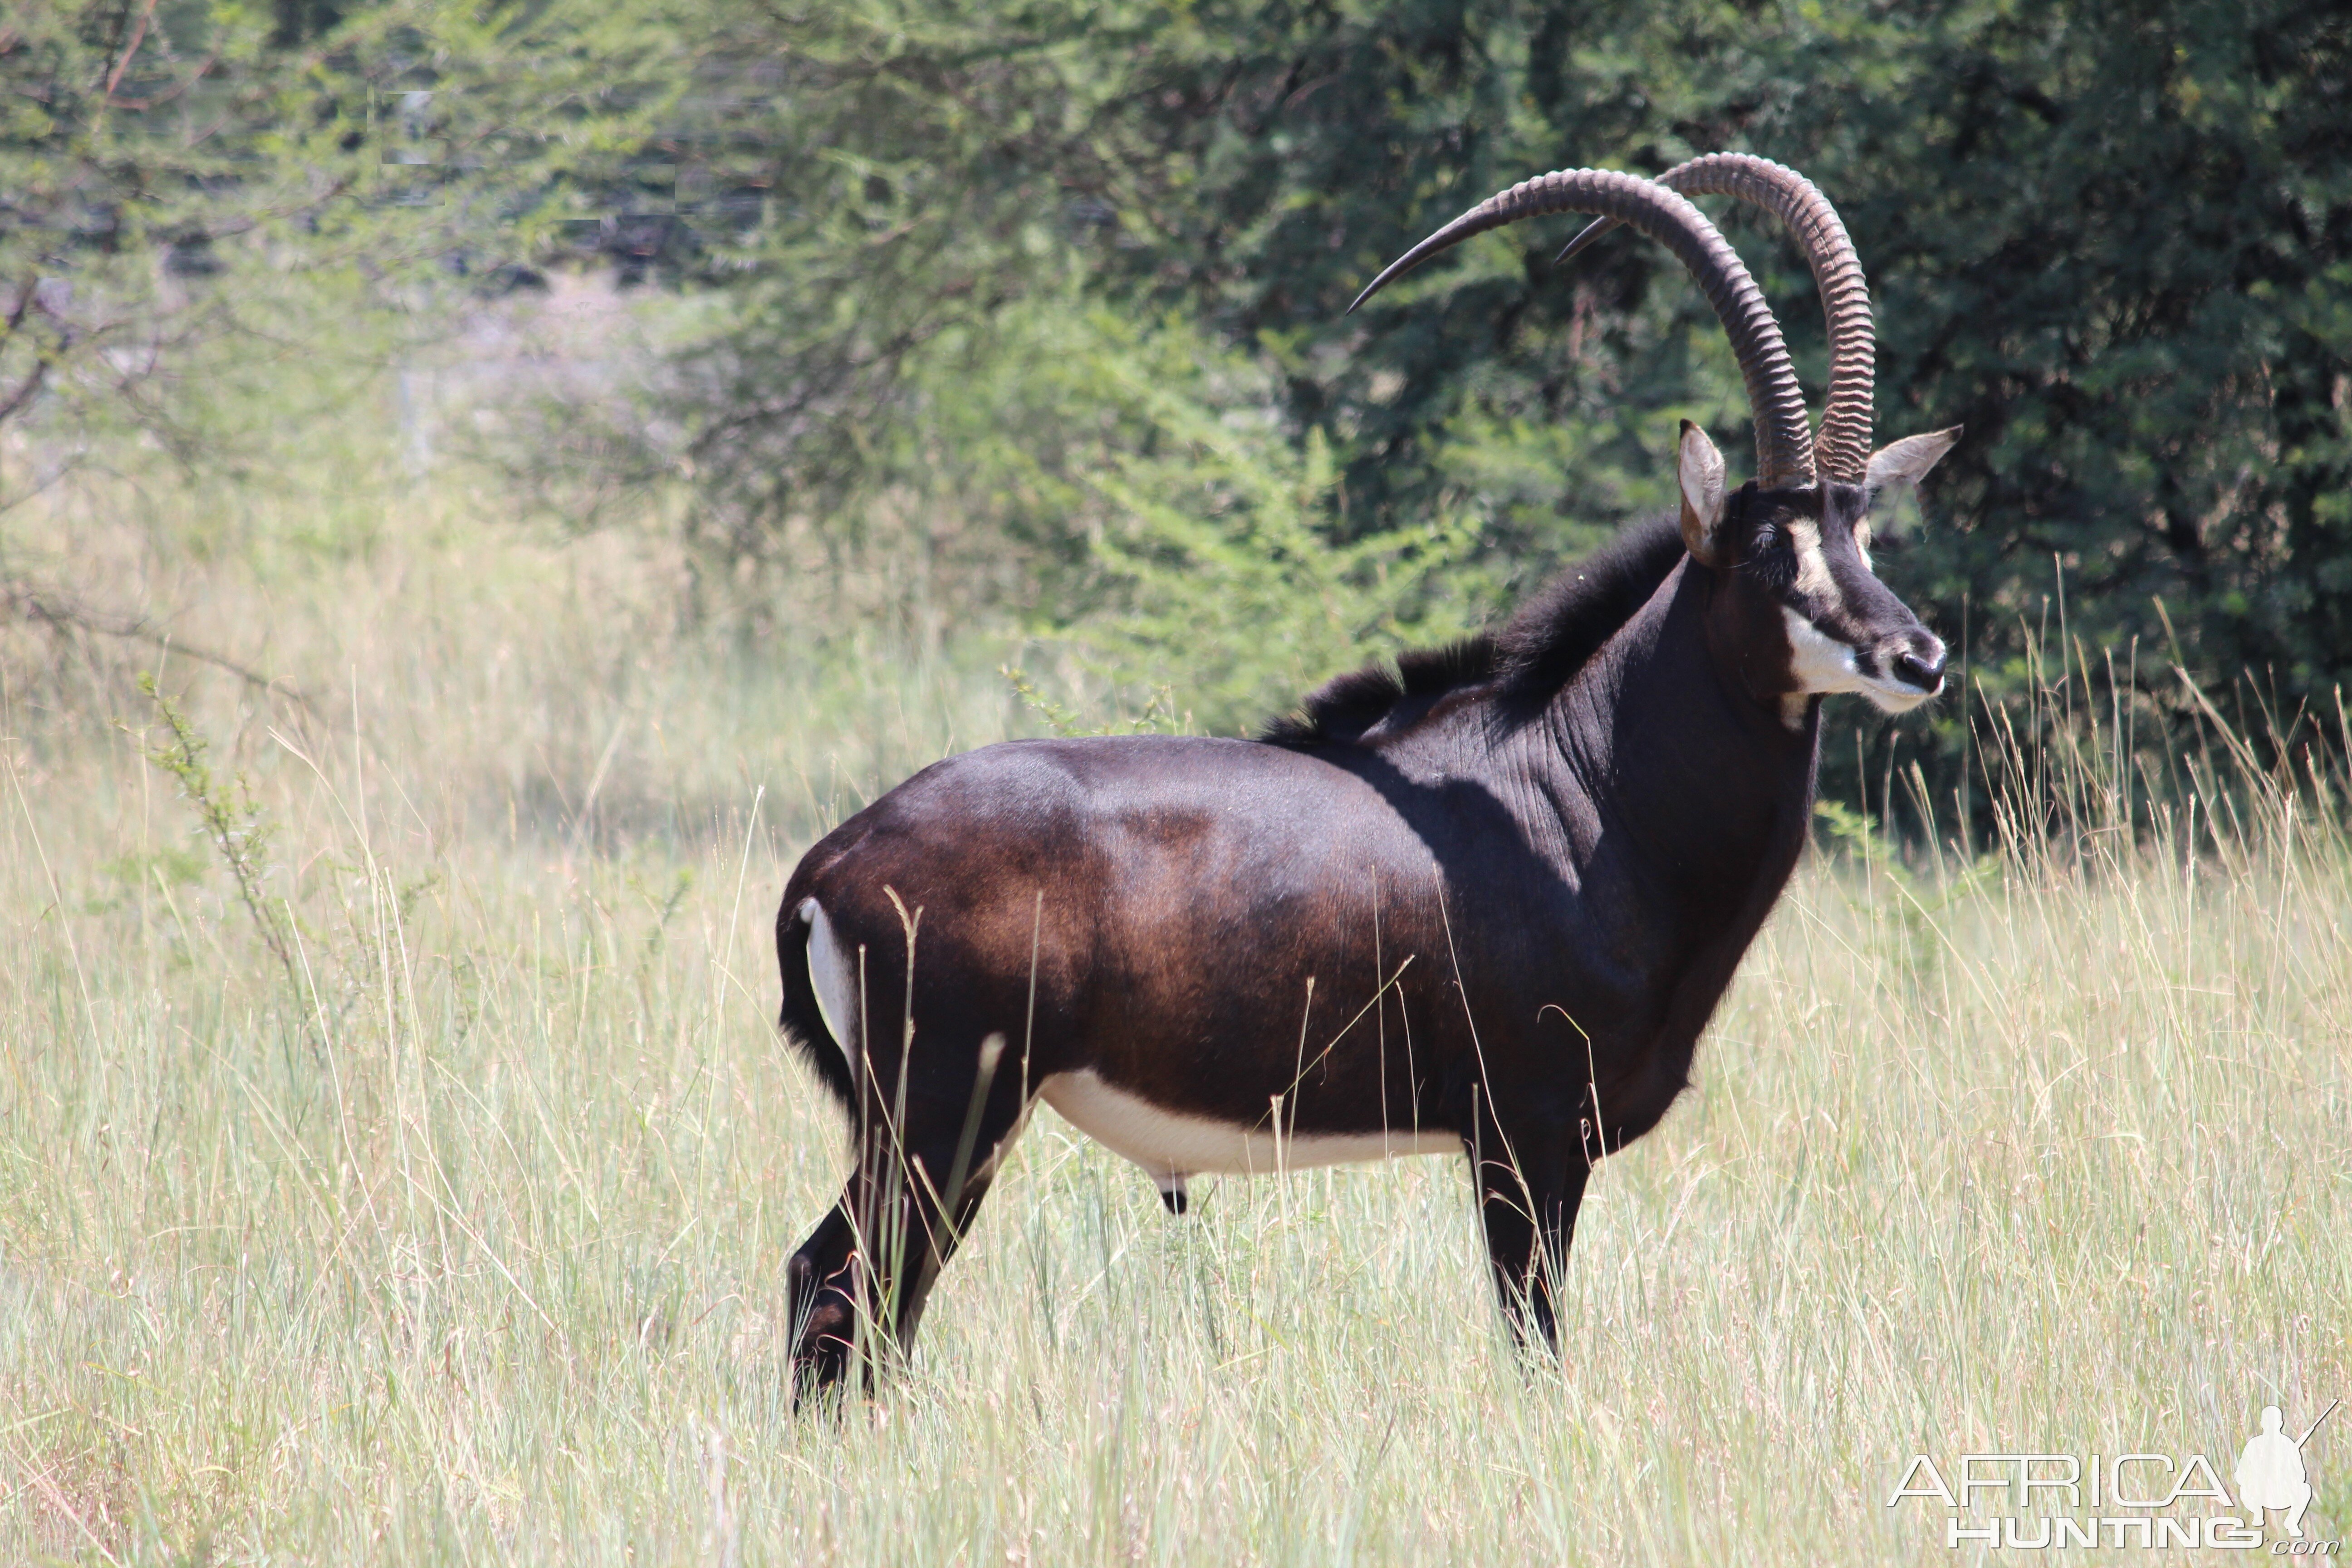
1893;644;1946;693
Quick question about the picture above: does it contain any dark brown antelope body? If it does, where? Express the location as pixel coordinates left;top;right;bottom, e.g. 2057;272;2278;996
775;158;1961;1393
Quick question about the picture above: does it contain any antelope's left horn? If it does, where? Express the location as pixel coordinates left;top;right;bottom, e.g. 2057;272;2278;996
1559;154;1876;484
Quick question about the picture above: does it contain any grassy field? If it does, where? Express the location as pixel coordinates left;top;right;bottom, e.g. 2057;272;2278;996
0;456;2345;1564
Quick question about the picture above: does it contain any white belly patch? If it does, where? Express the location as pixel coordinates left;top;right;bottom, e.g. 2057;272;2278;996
1038;1068;1457;1180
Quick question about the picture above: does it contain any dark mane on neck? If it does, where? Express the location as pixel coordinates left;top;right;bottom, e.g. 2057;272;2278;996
1260;514;1687;749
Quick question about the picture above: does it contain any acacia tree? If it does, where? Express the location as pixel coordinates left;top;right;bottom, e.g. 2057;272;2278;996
4;0;684;474
1;0;684;669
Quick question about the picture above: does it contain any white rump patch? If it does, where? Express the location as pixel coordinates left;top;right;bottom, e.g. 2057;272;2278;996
800;897;858;1057
1039;1068;1456;1182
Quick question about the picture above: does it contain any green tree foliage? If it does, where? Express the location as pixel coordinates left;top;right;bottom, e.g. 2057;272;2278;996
657;0;2351;798
17;0;2346;803
632;2;1172;560
0;0;682;495
1007;308;1483;728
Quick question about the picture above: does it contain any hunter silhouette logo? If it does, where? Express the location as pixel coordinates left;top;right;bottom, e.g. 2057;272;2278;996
2240;1401;2336;1540
1888;1396;2340;1550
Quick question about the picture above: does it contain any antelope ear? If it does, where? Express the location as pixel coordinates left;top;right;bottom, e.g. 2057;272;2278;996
1865;426;1962;490
1677;420;1729;567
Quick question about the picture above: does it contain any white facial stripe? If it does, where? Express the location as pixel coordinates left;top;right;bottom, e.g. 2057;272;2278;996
1786;519;1836;600
1040;1068;1456;1179
1782;607;1867;695
1865;682;1935;714
1780;608;1940;713
802;897;859;1059
1854;518;1873;570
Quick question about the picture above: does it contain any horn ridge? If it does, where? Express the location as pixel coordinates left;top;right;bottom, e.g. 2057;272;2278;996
1350;168;1816;487
1558;154;1876;483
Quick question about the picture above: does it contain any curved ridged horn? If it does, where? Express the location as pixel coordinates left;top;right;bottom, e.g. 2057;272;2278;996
1351;168;1815;487
1558;155;1873;483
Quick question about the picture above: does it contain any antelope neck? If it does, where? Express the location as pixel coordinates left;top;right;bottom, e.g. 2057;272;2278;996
1546;559;1817;880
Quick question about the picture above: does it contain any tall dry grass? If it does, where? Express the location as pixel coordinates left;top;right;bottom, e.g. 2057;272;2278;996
0;456;2344;1564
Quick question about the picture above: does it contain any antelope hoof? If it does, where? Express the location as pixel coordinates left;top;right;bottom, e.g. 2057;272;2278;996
789;1295;857;1400
787;1254;860;1401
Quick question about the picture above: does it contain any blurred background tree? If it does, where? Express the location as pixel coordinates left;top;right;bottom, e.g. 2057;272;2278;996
8;0;2348;823
0;0;680;487
1;0;683;671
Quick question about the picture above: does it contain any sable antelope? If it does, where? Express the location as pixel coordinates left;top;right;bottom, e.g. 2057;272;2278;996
774;157;1960;1393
